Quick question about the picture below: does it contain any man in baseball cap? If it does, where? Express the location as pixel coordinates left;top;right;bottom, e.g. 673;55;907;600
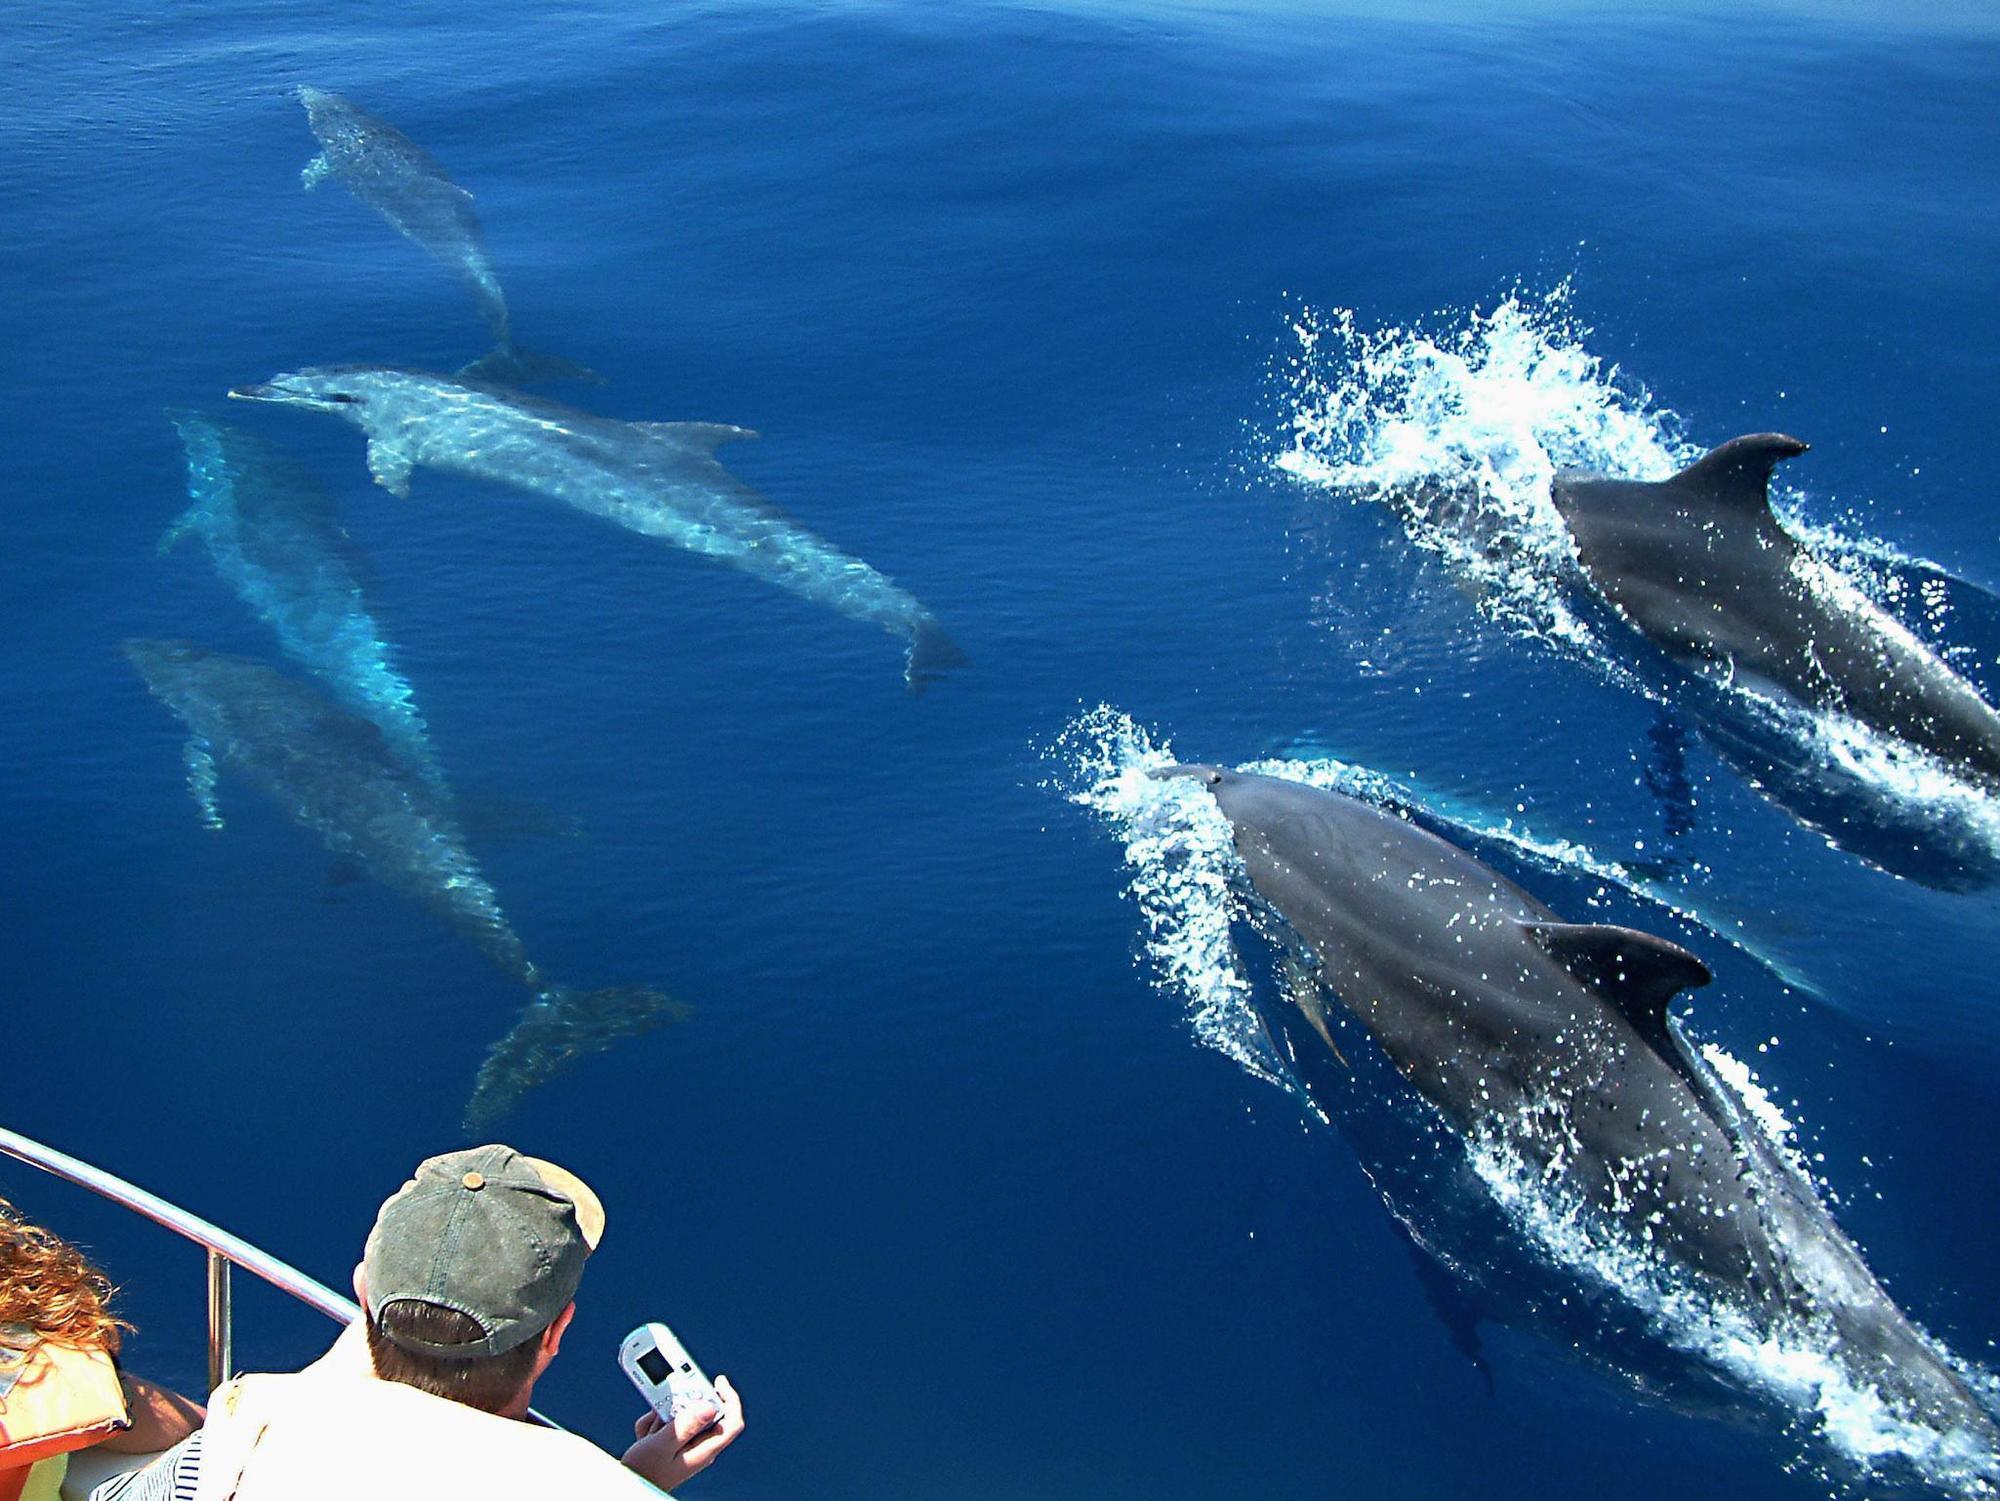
91;1146;743;1500
360;1145;609;1388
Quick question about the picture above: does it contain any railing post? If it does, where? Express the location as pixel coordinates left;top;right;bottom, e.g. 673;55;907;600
206;1249;232;1392
0;1126;558;1428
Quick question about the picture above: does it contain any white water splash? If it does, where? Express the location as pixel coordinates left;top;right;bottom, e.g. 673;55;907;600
1719;661;2000;866
1047;706;1284;1084
1246;747;1821;997
1697;1043;1807;1173
1781;505;1981;674
1055;707;1809;1051
1467;1102;1998;1497
1271;286;2000;870
1273;283;1688;654
1054;709;1998;1495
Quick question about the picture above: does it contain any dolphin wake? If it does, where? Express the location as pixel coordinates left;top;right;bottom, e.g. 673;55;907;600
1053;704;1999;1497
1268;285;2000;877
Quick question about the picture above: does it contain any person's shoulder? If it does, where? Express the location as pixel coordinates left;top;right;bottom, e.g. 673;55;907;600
366;1384;662;1495
525;1424;664;1494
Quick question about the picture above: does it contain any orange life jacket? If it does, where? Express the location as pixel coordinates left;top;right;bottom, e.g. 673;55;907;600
0;1325;130;1501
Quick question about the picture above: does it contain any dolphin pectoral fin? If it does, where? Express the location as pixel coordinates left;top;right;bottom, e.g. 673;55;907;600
643;421;759;449
1522;921;1710;1065
633;421;759;452
183;739;224;831
1388;1220;1495;1396
366;438;414;498
301;152;333;190
1644;707;1698;847
1281;951;1348;1067
1666;433;1809;516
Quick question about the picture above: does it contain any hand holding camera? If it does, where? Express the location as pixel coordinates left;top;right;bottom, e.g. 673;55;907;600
619;1322;745;1491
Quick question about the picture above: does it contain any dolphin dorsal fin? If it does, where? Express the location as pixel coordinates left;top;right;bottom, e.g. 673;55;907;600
1666;433;1809;515
633;421;758;452
1521;922;1710;1062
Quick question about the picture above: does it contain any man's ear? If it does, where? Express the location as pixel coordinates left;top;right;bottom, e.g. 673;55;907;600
540;1302;577;1360
352;1264;367;1305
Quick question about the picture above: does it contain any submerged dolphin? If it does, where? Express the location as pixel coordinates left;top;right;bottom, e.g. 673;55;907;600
1553;434;2000;785
162;411;437;782
125;639;685;1126
1156;763;1997;1468
295;86;597;387
229;365;968;689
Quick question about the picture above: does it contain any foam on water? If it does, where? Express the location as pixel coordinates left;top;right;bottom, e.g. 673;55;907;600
1048;705;1285;1084
1056;708;1998;1496
1272;282;1685;657
1054;704;1807;1060
1781;503;1980;660
1718;660;2000;868
1699;1042;1814;1184
1465;1117;1998;1497
1269;287;2000;869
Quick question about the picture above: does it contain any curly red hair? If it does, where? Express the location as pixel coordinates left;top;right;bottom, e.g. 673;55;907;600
0;1197;128;1352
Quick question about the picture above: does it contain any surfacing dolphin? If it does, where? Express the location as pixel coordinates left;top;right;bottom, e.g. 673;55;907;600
1553;433;2000;786
125;639;685;1127
1155;763;1998;1479
162;411;438;783
295;86;598;387
229;365;969;690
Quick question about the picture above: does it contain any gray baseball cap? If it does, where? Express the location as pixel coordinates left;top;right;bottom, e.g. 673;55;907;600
362;1144;606;1358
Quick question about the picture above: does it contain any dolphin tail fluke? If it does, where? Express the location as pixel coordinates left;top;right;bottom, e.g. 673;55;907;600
461;984;690;1131
457;344;605;389
906;618;968;694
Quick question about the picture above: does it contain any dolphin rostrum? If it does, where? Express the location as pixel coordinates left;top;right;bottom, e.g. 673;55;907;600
1156;762;1997;1472
125;639;685;1127
1553;433;2000;784
162;411;438;784
295;86;597;387
229;365;968;690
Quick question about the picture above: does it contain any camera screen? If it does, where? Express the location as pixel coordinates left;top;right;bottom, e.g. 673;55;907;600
637;1348;671;1384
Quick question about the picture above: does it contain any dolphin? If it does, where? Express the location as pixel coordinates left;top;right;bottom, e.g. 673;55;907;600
162;411;438;784
1155;762;1997;1469
295;86;598;387
125;639;685;1127
1552;433;2000;785
229;365;968;690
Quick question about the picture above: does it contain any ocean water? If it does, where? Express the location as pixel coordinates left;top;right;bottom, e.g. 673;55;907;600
5;2;1999;1498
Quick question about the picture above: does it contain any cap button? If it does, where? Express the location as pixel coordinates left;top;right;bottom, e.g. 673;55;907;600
462;1171;486;1191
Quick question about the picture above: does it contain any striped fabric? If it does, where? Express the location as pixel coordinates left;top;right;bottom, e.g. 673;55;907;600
85;1433;200;1501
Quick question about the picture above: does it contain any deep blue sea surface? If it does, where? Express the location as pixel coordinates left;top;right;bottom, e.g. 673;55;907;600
6;2;2000;1497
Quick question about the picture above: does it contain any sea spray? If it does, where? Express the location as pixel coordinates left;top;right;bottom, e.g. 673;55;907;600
1054;707;1999;1496
1270;286;2000;870
1272;283;1687;654
1048;706;1285;1086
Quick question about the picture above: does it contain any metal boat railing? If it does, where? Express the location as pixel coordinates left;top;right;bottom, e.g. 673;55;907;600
0;1126;558;1427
